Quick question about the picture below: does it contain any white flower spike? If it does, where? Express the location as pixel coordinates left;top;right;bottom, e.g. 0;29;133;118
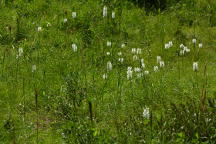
193;62;198;71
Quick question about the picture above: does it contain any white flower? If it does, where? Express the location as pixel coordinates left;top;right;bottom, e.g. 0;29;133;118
193;62;198;71
143;107;150;119
118;58;124;63
63;18;68;23
192;38;197;44
199;43;203;48
144;71;149;75
141;63;145;68
157;56;161;64
133;55;138;61
127;67;133;79
117;52;122;56
107;61;112;71
180;50;185;56
134;67;141;72
180;44;185;49
102;73;108;79
154;66;158;72
107;41;112;47
159;61;165;67
103;6;107;17
137;73;143;78
140;59;144;64
131;48;136;54
62;133;65;138
32;65;36;72
18;48;23;56
72;12;77;18
37;27;42;32
106;52;110;56
165;43;170;49
180;47;190;55
112;11;115;19
72;43;78;52
46;22;51;27
121;43;125;48
169;41;173;47
137;48;142;54
18;47;23;57
185;48;190;53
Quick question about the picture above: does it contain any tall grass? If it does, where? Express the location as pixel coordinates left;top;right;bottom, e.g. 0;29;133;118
0;0;215;143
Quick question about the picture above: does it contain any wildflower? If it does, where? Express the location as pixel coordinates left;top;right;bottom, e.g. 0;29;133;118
199;43;203;48
118;58;124;63
107;41;112;47
72;43;78;52
112;11;115;19
133;55;138;61
180;44;184;49
62;132;65;138
185;46;190;52
106;52;110;56
72;12;77;18
165;43;170;49
141;63;145;68
18;47;23;57
127;67;133;79
185;48;190;53
159;61;165;67
117;52;122;56
63;18;68;23
193;62;198;71
121;43;125;48
154;66;158;72
37;27;42;32
103;6;107;17
131;48;136;54
134;67;141;72
140;59;144;64
180;50;185;56
137;73;143;78
143;107;150;119
192;38;197;44
137;48;142;54
32;65;36;72
46;22;51;27
157;56;161;64
107;61;112;71
102;73;108;79
169;41;173;47
144;71;149;75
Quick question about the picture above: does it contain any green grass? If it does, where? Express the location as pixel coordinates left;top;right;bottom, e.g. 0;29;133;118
0;0;216;143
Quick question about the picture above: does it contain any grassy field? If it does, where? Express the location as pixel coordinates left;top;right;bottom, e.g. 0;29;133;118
0;0;216;143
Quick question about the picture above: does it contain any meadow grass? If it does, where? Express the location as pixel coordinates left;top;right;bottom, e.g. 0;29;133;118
0;0;216;143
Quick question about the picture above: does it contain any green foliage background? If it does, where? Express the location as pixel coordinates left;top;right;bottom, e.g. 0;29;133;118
0;0;216;143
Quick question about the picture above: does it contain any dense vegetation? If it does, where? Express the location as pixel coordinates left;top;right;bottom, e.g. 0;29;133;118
0;0;216;143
